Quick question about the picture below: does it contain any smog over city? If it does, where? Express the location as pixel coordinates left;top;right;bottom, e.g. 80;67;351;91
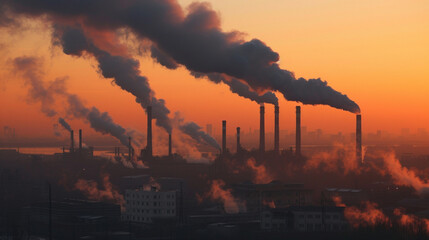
0;0;428;239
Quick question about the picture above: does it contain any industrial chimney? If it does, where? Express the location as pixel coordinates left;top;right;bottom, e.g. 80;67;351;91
79;129;82;152
128;136;132;161
356;114;362;163
70;130;74;153
259;105;265;153
168;133;172;156
274;105;279;154
147;106;153;157
222;120;226;154
296;106;301;156
236;127;241;154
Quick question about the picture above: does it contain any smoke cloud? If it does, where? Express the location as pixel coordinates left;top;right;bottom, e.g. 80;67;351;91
246;158;273;184
58;117;72;132
74;174;125;209
1;0;359;113
205;179;246;214
11;55;143;150
178;121;220;150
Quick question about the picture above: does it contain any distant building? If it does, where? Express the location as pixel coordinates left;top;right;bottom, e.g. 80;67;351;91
122;187;177;223
261;206;348;232
233;181;313;213
23;199;120;240
324;188;366;206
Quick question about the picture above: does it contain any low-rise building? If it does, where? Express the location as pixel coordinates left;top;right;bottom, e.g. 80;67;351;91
261;206;349;232
122;187;177;223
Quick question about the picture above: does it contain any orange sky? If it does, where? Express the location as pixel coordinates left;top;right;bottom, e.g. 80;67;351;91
0;0;428;143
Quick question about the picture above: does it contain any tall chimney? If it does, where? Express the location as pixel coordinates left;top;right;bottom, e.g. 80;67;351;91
236;127;241;154
259;105;265;153
274;105;279;153
168;133;172;156
79;129;82;151
296;106;301;156
70;130;74;153
147;106;153;157
356;114;362;163
128;136;132;161
222;120;226;154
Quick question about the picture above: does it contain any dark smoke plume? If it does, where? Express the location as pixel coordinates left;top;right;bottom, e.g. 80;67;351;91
54;25;172;133
148;44;278;105
191;72;278;105
179;121;220;150
58;117;72;132
12;55;142;148
54;24;219;149
0;0;359;113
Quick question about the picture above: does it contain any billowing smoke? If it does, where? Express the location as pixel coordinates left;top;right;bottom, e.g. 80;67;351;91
381;152;429;196
191;72;278;105
58;117;72;132
67;94;141;148
12;56;66;117
11;55;142;149
205;179;246;214
246;158;273;184
54;25;172;134
74;174;125;209
2;0;359;113
179;121;220;150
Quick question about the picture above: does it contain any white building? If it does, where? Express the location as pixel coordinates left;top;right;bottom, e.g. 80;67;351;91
122;186;177;223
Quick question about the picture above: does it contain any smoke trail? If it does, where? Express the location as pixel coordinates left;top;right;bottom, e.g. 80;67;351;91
179;121;220;150
54;24;172;134
58;117;72;132
205;179;246;214
246;158;273;184
148;45;278;105
381;152;429;196
0;0;359;113
74;174;125;209
11;55;142;149
55;25;220;150
12;56;66;117
191;72;278;105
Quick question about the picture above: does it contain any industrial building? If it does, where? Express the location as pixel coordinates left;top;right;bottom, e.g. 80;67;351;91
122;187;178;223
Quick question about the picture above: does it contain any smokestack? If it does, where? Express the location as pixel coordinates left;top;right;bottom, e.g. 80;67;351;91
356;114;362;163
296;106;301;156
259;105;265;153
168;133;172;156
70;130;74;153
147;106;153;157
274;105;279;154
128;136;132;161
222;120;226;154
236;127;241;154
79;129;82;151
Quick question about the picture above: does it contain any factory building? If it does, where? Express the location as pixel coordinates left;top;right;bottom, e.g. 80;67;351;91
122;187;177;223
261;206;348;232
232;181;313;213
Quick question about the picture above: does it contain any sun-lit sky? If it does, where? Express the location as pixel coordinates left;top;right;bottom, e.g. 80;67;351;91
0;0;428;143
